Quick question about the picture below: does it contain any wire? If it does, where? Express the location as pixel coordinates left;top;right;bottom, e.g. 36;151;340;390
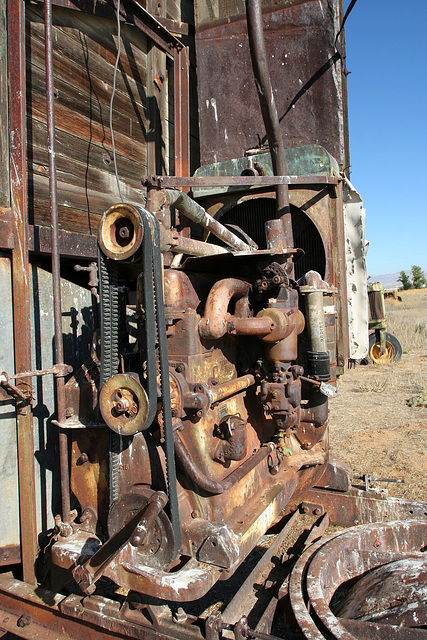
110;0;124;202
336;0;359;44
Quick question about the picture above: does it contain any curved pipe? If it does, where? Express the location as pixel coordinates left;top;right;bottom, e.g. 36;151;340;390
199;278;251;339
246;0;293;248
174;430;274;495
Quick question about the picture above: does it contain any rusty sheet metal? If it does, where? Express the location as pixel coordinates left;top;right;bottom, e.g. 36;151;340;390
194;0;347;169
299;487;427;527
0;259;93;553
0;257;20;552
288;520;427;640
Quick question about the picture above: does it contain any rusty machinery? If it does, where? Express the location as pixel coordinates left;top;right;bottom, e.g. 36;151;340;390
1;0;426;638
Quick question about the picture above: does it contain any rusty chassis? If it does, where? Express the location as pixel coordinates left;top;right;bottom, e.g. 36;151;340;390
1;480;426;640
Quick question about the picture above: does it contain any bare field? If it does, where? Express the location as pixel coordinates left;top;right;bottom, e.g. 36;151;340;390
329;288;427;502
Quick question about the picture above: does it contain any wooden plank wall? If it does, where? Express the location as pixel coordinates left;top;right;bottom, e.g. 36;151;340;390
26;2;176;235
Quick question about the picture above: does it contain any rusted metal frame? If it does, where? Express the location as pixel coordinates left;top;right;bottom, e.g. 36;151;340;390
303;487;427;527
173;46;190;181
143;175;339;188
245;0;292;248
0;574;190;640
7;0;38;585
222;510;300;625
44;0;71;526
330;185;349;371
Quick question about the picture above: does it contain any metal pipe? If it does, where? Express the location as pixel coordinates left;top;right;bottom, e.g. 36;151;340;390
174;431;274;495
168;231;229;257
199;279;251;339
245;0;293;248
161;189;253;252
208;374;256;405
44;0;70;525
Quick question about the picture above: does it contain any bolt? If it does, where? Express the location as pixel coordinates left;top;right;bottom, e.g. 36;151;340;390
173;607;187;624
17;614;31;628
77;453;89;465
272;390;280;398
196;410;203;418
301;505;310;514
65;407;74;418
191;510;199;519
313;508;322;516
175;363;185;373
171;408;178;417
119;226;130;239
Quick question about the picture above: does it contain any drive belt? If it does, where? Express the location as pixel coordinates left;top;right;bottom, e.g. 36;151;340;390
98;247;120;503
98;207;180;558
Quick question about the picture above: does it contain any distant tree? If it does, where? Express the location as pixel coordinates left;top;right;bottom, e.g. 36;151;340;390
411;265;426;289
398;270;412;290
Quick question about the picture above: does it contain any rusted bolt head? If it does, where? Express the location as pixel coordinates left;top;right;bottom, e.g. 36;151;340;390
175;363;185;373
301;505;310;514
17;614;31;628
191;510;199;519
65;407;74;418
313;508;322;516
119;226;130;239
77;453;89;465
196;410;203;418
173;607;187;624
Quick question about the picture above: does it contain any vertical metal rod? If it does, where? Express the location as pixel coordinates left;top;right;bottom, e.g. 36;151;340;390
7;0;38;584
245;0;293;248
43;0;70;525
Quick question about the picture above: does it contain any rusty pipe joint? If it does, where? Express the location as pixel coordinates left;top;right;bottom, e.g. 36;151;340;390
199;279;251;339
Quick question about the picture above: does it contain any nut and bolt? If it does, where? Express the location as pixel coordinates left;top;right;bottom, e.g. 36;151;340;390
173;607;187;624
119;226;130;239
17;614;31;628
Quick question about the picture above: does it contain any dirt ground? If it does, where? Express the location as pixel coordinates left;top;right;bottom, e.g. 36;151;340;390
329;288;427;502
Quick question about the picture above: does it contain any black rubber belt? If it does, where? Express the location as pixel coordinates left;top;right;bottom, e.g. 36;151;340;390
98;247;120;503
98;208;181;558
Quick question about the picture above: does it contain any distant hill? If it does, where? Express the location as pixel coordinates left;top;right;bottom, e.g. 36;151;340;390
370;270;426;290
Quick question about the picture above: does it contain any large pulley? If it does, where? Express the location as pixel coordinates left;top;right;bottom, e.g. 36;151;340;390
99;373;149;436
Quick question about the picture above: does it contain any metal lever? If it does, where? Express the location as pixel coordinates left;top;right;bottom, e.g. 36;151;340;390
72;491;168;595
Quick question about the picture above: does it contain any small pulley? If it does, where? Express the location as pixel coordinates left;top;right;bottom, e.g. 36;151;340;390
99;373;149;435
98;203;144;261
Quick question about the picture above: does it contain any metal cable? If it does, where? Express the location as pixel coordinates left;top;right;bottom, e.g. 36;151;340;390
110;0;124;202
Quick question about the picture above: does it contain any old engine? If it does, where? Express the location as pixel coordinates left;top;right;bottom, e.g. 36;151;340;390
51;187;337;602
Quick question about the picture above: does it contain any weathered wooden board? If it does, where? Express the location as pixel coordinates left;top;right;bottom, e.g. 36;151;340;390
26;3;153;233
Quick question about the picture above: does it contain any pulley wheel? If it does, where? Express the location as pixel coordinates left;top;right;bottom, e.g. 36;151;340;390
108;488;174;569
99;374;149;435
98;203;143;260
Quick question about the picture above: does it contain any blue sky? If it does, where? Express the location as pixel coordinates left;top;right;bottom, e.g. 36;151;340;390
343;0;427;276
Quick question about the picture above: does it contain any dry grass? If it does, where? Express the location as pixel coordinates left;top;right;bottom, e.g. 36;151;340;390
329;288;427;502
